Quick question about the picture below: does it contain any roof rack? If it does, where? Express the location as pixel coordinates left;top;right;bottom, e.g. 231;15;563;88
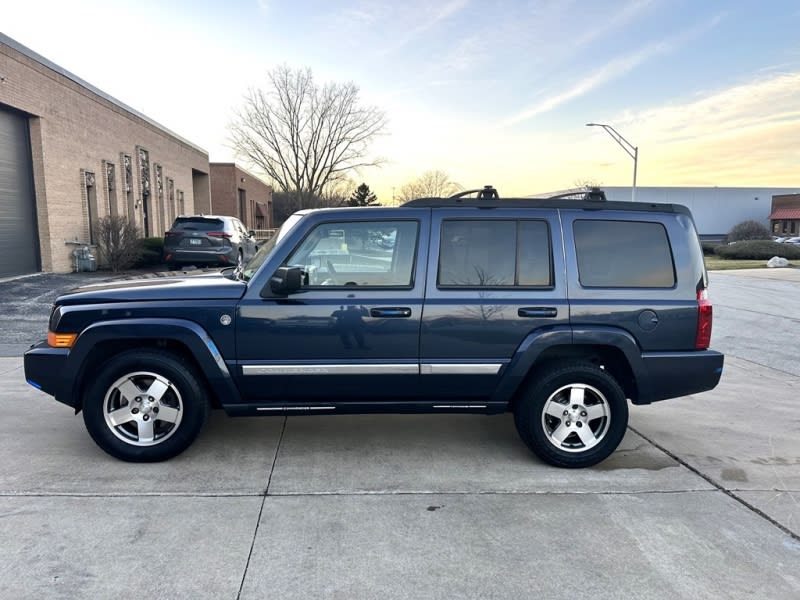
546;188;607;202
449;185;499;199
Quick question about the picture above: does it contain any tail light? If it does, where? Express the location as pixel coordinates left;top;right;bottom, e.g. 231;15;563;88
695;288;713;349
207;232;232;239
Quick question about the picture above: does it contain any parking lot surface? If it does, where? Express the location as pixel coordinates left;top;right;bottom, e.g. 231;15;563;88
0;269;798;598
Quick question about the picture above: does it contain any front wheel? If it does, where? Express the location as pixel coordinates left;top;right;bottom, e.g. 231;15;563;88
513;361;628;468
82;349;210;462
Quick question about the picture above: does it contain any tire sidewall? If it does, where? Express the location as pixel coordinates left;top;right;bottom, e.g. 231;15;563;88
82;350;209;462
519;364;629;468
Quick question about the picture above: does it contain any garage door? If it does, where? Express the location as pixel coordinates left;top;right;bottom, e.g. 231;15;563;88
0;108;39;277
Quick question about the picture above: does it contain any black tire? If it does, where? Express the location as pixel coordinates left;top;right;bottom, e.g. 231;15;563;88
513;361;628;468
166;262;179;271
82;349;210;462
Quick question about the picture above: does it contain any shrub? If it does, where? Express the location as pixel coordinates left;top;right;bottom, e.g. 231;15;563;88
714;240;800;260
94;216;141;272
135;237;165;267
701;241;722;256
726;220;771;243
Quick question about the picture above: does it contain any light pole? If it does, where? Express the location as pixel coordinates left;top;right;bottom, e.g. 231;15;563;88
586;123;638;202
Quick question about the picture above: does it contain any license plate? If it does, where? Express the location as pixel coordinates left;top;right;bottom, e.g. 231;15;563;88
189;238;202;245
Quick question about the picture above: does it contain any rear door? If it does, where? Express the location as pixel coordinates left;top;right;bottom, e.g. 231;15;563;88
419;208;568;402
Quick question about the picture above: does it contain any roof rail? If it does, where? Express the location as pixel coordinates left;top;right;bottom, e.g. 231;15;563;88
449;185;499;199
547;187;607;202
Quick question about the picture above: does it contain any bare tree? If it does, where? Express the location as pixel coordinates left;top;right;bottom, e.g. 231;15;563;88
573;178;603;189
230;66;387;209
397;170;463;202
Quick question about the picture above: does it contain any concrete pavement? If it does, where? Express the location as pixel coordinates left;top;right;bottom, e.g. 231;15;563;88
0;269;798;598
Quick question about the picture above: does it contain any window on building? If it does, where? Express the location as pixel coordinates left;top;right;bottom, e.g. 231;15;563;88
104;161;117;217
84;170;98;244
573;220;675;288
438;220;552;288
123;153;134;223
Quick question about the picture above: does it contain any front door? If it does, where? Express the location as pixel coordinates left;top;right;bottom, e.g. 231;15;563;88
235;214;429;406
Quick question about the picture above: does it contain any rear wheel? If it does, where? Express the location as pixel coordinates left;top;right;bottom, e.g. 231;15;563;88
82;349;210;462
513;361;628;468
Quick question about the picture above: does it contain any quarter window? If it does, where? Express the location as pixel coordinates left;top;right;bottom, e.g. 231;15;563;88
438;220;552;288
284;221;419;287
573;220;675;288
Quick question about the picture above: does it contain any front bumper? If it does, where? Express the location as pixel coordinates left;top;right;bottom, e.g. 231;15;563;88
24;341;73;407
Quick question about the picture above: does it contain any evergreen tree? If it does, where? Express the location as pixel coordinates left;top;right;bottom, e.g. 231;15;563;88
347;183;380;206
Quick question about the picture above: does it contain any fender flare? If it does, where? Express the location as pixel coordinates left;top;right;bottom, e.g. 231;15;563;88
491;326;650;404
64;318;241;409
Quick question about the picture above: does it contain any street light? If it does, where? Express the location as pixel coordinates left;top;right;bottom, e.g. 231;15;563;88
586;123;638;202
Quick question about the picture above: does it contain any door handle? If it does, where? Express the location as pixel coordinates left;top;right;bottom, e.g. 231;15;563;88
518;307;558;318
370;307;412;318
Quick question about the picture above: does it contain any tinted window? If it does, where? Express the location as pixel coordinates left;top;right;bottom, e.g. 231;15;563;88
517;220;552;286
171;217;225;232
438;220;552;287
285;221;418;287
573;220;675;288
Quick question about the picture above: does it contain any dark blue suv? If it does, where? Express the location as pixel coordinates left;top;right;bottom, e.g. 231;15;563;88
24;193;723;467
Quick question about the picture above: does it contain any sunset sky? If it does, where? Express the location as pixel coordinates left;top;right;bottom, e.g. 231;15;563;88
3;0;799;202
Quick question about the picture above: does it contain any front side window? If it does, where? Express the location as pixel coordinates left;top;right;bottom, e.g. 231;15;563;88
284;221;419;287
438;220;552;288
573;220;675;288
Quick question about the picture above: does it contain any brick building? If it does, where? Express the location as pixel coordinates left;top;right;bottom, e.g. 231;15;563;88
0;33;211;276
769;193;800;236
209;163;273;231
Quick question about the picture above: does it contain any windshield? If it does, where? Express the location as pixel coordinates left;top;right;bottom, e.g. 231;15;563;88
241;213;304;281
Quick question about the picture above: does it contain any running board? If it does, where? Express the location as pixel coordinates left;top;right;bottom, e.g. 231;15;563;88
224;401;508;417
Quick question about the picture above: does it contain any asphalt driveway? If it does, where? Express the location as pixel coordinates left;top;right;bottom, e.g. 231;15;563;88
0;269;798;599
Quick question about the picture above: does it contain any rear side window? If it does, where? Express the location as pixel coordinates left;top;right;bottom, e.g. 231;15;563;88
438;220;552;288
573;220;675;288
171;217;225;232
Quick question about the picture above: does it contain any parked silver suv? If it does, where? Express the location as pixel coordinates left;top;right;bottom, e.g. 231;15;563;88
162;215;258;269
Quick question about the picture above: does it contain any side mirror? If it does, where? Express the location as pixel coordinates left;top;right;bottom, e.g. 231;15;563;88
269;266;303;295
248;230;256;237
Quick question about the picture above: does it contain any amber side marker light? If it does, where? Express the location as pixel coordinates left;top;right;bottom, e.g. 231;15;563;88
48;332;77;348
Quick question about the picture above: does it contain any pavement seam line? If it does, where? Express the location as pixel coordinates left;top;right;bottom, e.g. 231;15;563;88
236;415;287;600
0;489;722;498
628;425;800;543
723;354;800;380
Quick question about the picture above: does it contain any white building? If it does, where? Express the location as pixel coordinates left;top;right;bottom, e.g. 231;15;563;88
535;187;800;239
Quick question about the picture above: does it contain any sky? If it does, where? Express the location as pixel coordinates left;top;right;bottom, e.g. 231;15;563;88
3;0;799;203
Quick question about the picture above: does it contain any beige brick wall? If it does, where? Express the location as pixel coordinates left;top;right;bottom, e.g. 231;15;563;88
209;163;273;230
0;39;210;272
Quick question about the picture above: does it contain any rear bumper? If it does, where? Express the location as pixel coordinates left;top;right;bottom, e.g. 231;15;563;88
637;349;724;404
23;341;74;407
164;248;235;265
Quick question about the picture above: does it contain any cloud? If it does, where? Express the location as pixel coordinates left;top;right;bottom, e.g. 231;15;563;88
569;0;656;51
612;71;800;186
377;0;469;56
502;43;671;126
502;13;724;126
